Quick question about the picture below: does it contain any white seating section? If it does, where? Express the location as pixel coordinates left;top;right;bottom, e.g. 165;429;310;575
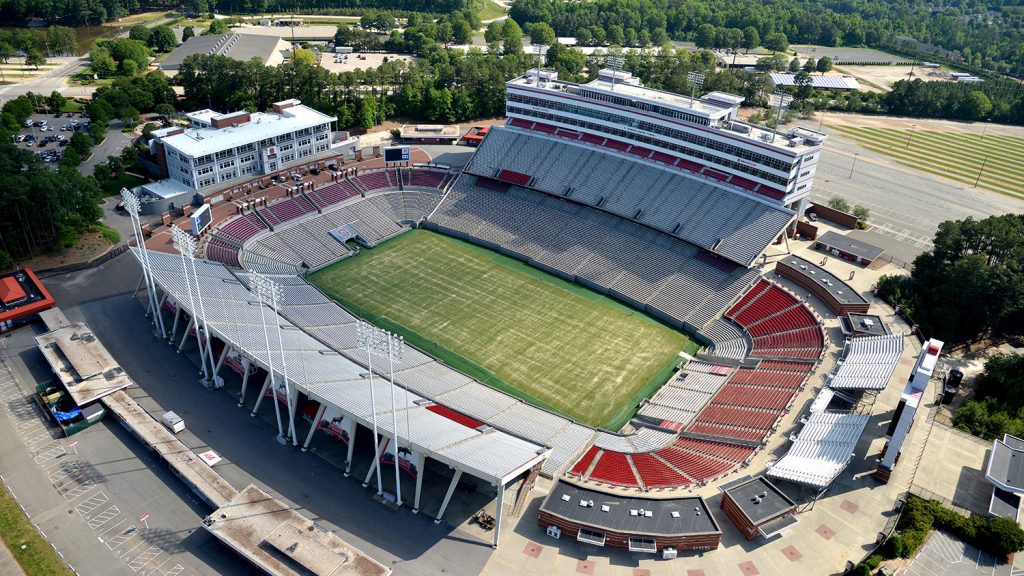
766;411;871;488
463;127;795;266
428;175;758;335
637;362;730;428
704;319;750;360
828;334;904;390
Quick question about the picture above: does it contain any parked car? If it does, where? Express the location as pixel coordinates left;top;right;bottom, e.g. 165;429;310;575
291;173;302;182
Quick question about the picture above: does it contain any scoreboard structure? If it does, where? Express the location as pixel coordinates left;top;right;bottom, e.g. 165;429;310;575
384;146;411;163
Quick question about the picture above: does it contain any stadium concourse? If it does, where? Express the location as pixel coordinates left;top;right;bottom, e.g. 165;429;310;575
132;114;926;568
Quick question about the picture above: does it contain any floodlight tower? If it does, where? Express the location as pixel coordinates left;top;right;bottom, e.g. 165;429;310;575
250;272;295;445
357;320;406;501
170;225;205;374
248;272;284;441
687;71;705;108
771;90;791;143
605;55;625;92
170;225;219;387
121;189;166;338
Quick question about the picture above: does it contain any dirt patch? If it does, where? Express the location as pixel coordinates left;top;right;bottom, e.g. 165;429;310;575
834;64;954;93
18;231;116;272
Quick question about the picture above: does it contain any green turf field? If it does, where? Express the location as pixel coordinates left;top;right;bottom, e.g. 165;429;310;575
830;124;1024;200
309;229;694;429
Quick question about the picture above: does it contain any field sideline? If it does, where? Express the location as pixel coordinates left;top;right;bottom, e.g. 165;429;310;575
309;230;695;429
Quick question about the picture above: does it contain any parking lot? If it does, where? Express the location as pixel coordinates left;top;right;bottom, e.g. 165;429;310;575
904;530;1024;576
12;112;90;168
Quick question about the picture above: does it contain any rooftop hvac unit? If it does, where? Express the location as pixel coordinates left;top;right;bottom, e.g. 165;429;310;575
662;547;677;559
788;137;805;147
546;525;561;539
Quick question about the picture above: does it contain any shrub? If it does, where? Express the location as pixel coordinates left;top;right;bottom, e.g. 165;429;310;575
0;250;11;271
851;565;872;576
827;196;851;212
882;535;905;558
97;225;120;245
864;555;883;569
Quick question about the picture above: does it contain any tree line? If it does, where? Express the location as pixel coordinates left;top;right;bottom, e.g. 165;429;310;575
0;0;470;25
509;0;1024;75
877;214;1024;345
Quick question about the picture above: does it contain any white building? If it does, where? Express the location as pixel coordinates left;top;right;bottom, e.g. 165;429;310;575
149;99;335;191
505;70;826;212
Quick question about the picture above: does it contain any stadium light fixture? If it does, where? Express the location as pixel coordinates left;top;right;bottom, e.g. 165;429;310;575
169;225;209;381
250;272;295;445
248;272;283;439
121;189;166;339
605;56;625;92
356;320;405;505
171;226;220;388
687;71;705;107
356;319;386;496
771;90;790;142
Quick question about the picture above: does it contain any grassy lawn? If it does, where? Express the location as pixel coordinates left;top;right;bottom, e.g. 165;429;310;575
100;172;146;196
830;124;1024;199
309;229;693;429
475;0;507;21
0;485;72;575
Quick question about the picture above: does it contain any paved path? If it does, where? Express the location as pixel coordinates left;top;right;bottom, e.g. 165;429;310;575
0;542;26;576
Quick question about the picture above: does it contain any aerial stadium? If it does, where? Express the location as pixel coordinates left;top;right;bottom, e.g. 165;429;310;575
131;67;923;560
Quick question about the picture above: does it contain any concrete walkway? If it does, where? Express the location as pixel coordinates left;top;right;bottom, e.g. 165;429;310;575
0;542;27;576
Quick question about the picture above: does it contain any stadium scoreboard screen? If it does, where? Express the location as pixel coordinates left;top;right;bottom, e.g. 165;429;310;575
191;204;213;236
384;146;410;163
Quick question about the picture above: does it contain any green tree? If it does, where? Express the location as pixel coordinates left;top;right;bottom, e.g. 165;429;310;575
960;91;993;120
154;103;176;119
502;19;524;55
358;96;376;130
852;204;870;222
182;26;195;43
527;22;556;47
47;90;66;113
0;41;13;64
149;26;178;53
24;49;45;70
827;196;851;212
802;56;816;72
788;56;801;72
207;19;228;35
128;25;151;45
121;58;139;76
816;56;833;74
742;26;760;53
763;32;789;53
694;23;716;49
484;21;503;53
452;20;473;45
291;48;318;66
90;46;116;78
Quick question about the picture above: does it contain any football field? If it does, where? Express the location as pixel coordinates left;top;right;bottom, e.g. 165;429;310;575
308;230;694;429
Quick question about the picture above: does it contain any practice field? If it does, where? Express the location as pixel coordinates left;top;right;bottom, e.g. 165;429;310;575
830;125;1024;200
309;230;693;429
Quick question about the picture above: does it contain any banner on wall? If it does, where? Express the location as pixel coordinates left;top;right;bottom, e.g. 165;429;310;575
263;378;295;406
162;296;178;314
311;405;353;445
224;349;257;376
380;437;420;479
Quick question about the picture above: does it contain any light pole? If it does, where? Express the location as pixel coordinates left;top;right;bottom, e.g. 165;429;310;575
974;155;989;188
357;320;385;496
848;153;859;179
356;320;404;504
171;226;219;387
250;273;295;445
687;71;705;108
905;124;917;150
170;225;204;377
121;189;165;338
249;272;283;440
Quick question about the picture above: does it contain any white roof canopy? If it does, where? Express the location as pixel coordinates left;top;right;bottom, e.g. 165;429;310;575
766;411;869;488
138;249;549;485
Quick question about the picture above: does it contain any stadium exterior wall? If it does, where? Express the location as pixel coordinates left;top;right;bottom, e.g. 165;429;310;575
537;510;722;552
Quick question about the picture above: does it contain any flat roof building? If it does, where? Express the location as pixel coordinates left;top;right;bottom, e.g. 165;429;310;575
720;476;797;539
776;255;870;314
769;73;862;91
538;480;721;554
0;268;55;330
506;69;826;213
815;231;886;266
986;434;1024;520
159;33;292;72
142;99;336;204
